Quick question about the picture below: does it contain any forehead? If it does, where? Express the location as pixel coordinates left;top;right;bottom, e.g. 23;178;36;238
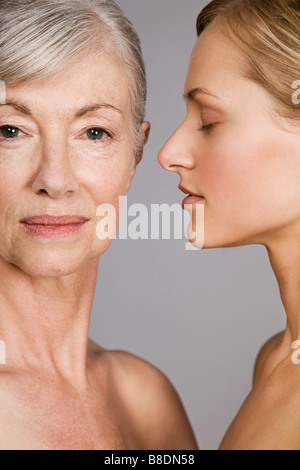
185;23;286;130
185;23;245;95
5;52;131;117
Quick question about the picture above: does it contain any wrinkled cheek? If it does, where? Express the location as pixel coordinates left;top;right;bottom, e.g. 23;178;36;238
85;162;129;199
87;173;126;246
0;160;28;200
0;174;26;258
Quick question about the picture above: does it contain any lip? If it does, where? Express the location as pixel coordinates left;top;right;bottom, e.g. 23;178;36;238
179;185;205;209
178;185;204;198
20;215;90;238
20;215;90;225
182;195;205;210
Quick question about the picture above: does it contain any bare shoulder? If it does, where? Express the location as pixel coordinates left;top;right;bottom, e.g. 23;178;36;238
253;331;285;387
107;350;198;450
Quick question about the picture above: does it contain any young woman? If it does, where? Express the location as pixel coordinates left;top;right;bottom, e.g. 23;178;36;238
0;0;197;450
159;0;300;450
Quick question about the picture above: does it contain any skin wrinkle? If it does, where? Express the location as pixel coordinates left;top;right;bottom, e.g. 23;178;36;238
0;51;138;450
0;51;136;382
0;46;198;451
0;101;125;119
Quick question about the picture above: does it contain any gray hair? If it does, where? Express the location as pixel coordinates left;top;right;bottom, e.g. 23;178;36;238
0;0;147;163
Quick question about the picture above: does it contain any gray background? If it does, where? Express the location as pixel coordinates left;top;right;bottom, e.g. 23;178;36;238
89;0;286;450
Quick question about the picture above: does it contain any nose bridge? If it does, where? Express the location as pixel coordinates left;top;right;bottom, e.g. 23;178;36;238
32;131;79;198
158;119;195;171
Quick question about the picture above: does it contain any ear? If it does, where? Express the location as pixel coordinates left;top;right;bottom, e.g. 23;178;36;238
134;121;151;166
142;121;151;144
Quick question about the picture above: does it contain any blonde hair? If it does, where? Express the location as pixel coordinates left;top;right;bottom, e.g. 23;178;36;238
196;0;300;125
0;0;147;163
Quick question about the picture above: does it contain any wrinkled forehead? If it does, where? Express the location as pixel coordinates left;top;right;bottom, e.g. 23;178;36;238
3;51;132;120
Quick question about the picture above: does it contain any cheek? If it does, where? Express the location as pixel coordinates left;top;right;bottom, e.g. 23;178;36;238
0;159;31;238
85;166;129;202
76;141;135;204
202;125;300;231
81;161;133;237
80;159;134;204
0;148;133;236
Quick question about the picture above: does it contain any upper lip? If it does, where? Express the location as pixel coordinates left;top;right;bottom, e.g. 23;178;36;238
20;215;90;225
178;185;204;198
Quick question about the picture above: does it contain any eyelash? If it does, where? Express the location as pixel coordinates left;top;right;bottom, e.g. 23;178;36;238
82;127;112;143
0;125;112;143
199;124;214;133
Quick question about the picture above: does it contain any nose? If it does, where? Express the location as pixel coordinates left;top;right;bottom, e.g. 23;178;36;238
32;139;79;199
158;122;195;172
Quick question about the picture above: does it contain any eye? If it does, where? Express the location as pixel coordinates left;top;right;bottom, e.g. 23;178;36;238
199;124;214;133
85;127;111;142
0;125;24;139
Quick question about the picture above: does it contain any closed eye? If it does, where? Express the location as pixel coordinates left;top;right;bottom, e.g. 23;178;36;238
199;124;214;133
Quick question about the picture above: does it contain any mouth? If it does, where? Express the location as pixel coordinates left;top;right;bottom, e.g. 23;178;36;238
178;185;204;198
20;215;90;226
179;186;205;209
19;215;90;237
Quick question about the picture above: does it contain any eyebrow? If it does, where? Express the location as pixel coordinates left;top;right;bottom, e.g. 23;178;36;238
183;87;219;101
0;101;124;118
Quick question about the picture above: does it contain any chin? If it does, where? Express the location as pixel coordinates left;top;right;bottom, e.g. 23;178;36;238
12;249;90;279
12;229;116;274
187;222;263;250
22;261;82;279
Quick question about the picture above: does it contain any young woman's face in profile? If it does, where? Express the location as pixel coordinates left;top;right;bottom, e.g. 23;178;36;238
159;23;300;250
0;53;137;278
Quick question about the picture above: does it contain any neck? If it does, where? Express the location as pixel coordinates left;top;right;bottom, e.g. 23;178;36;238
0;257;99;387
266;230;300;350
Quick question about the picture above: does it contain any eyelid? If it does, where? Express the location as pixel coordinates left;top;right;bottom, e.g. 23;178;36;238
0;124;114;143
80;126;113;142
0;122;37;138
86;126;111;136
0;125;26;139
78;116;119;133
0;123;25;131
199;123;215;133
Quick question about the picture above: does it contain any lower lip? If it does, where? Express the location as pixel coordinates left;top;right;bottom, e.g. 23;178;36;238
20;221;88;237
182;196;205;209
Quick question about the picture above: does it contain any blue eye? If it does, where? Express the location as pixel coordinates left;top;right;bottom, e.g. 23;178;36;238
0;125;23;139
86;128;110;141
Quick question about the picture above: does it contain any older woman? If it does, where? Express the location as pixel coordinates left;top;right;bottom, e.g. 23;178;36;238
0;0;198;450
159;0;300;450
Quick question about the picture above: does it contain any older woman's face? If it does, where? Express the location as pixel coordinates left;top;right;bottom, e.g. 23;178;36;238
158;24;300;249
0;52;139;277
